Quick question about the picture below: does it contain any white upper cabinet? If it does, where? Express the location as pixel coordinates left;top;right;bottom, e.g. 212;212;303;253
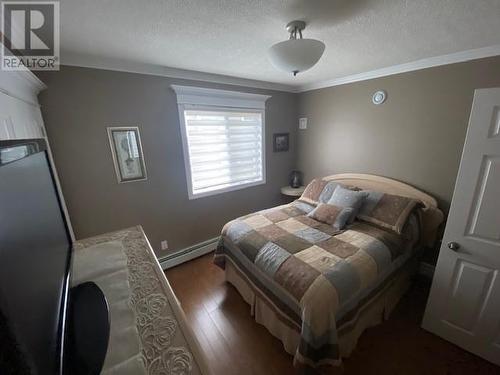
0;68;46;140
0;65;75;241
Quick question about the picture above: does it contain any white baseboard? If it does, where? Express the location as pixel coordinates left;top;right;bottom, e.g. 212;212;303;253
418;262;435;279
159;237;219;270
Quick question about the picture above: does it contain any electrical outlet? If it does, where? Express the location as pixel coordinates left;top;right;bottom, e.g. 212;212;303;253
299;117;308;130
161;240;168;250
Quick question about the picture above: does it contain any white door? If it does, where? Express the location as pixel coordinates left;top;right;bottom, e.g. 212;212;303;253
422;88;500;365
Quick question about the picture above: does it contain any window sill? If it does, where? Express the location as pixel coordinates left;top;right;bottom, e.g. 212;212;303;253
188;179;266;200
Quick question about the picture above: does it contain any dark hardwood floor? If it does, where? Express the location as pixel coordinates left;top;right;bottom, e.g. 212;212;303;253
166;253;500;375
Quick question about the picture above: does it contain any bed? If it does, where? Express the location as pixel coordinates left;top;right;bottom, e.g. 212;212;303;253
214;173;443;372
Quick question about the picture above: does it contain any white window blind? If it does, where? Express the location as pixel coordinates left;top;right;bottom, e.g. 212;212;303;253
172;85;270;199
183;108;264;197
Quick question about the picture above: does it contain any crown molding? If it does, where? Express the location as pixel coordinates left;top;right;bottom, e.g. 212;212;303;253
60;44;500;95
298;44;500;92
0;66;46;106
0;44;47;105
61;51;297;93
10;68;47;93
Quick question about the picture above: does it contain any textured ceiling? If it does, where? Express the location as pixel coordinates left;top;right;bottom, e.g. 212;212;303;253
60;0;500;89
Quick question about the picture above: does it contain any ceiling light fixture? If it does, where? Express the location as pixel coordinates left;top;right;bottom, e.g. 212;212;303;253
268;20;325;76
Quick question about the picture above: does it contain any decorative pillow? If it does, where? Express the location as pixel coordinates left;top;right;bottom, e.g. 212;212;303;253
318;181;341;203
299;178;329;205
299;178;363;206
327;185;368;224
357;191;420;234
307;203;353;230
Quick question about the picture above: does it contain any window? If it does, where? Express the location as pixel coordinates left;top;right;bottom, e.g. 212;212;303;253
172;85;270;199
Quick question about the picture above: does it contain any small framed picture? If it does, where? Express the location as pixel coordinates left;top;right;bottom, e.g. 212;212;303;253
273;133;289;152
107;126;147;183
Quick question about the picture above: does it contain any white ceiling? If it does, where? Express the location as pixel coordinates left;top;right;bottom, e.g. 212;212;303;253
60;0;500;91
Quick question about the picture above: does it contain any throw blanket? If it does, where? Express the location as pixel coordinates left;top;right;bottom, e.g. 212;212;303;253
214;202;418;370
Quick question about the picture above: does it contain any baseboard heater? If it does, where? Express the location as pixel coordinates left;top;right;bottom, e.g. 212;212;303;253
158;236;436;280
158;236;220;270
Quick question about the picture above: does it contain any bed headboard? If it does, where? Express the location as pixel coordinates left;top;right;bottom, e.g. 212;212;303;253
323;173;444;247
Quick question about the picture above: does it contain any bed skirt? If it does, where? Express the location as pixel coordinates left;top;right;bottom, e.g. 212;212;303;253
223;254;419;361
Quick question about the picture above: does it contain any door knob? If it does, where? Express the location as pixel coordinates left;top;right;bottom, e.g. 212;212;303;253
447;242;460;251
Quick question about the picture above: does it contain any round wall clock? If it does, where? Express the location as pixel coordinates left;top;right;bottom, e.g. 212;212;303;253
372;90;387;105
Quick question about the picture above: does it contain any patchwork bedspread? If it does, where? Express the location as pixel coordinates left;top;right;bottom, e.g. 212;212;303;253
214;201;419;369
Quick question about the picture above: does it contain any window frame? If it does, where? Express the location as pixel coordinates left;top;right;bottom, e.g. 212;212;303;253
172;85;270;200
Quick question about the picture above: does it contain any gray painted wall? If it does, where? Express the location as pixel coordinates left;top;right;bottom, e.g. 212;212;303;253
37;56;500;257
298;56;500;213
37;66;298;256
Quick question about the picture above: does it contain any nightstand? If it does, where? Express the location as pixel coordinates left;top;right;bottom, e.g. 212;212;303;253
281;185;305;198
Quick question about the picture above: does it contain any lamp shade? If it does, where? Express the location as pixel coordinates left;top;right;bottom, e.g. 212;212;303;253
268;38;325;75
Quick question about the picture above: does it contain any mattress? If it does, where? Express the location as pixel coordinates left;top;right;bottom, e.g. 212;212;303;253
214;201;420;370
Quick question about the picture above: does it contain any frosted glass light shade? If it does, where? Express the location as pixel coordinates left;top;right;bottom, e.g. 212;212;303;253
268;38;325;75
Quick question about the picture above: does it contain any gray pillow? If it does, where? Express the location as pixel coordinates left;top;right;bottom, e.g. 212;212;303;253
327;185;368;223
318;181;340;203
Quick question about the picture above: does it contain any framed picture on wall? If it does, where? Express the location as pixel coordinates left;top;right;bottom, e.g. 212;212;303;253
107;126;147;183
273;133;289;152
